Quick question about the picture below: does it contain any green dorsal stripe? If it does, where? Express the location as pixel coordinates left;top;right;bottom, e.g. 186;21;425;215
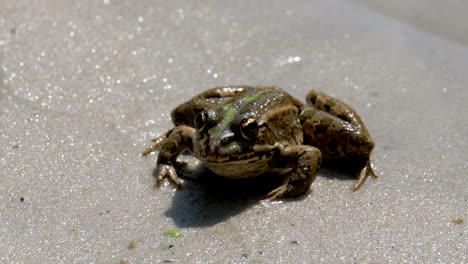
216;107;237;138
215;90;269;140
242;89;269;104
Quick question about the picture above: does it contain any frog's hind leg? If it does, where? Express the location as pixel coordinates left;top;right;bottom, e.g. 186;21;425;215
306;89;368;133
306;89;379;188
300;104;378;190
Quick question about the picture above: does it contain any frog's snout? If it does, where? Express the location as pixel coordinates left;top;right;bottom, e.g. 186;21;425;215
220;136;232;146
218;130;235;146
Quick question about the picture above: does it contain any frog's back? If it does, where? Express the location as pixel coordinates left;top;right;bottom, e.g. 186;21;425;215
218;86;303;116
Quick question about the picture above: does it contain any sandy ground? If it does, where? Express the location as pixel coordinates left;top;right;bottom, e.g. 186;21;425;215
1;0;467;263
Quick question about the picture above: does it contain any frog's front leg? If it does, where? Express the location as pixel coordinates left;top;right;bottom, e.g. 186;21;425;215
267;144;322;200
142;129;173;156
143;125;195;188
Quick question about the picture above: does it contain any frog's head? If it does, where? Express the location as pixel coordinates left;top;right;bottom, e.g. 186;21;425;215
192;108;266;163
192;107;280;179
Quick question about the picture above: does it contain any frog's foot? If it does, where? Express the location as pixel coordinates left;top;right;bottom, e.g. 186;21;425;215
266;145;321;200
267;185;290;200
142;134;168;156
353;156;378;191
266;172;314;200
156;164;183;189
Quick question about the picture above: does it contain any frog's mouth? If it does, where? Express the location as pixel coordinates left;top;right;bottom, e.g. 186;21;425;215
204;151;273;164
202;141;279;165
202;150;276;179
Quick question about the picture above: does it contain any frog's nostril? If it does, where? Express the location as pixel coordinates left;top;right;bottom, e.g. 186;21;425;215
220;137;230;145
219;131;235;146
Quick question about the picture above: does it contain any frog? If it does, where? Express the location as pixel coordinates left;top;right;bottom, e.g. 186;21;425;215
143;86;377;200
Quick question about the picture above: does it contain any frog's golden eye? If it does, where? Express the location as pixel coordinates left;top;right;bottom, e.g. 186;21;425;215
240;117;258;140
194;111;207;131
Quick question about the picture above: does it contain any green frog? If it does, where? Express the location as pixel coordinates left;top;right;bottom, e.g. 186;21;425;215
143;86;377;199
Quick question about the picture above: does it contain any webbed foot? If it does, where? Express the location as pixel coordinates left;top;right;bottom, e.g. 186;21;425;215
156;164;183;189
266;185;289;200
266;145;321;200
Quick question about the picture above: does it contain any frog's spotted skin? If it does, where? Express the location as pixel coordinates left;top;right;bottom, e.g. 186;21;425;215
143;86;377;199
302;90;377;189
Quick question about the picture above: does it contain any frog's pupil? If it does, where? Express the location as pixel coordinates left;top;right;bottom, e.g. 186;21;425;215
241;118;258;139
246;119;257;130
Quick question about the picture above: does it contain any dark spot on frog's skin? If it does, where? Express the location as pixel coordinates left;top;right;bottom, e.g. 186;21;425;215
326;139;338;152
324;103;331;112
308;95;316;105
273;155;289;168
337;114;347;121
313;124;328;136
163;141;178;153
173;111;182;121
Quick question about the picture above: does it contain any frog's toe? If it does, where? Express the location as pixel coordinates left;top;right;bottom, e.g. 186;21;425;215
156;164;183;189
266;182;308;200
142;144;158;156
353;157;378;191
142;135;167;156
266;185;289;200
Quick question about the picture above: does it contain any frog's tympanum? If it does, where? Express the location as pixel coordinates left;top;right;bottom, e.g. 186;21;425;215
143;86;377;199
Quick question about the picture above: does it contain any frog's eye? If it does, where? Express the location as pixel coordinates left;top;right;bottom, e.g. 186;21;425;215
195;110;218;131
194;111;207;131
240;117;258;140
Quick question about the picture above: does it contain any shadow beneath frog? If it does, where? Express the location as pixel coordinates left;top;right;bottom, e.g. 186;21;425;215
161;160;291;228
159;156;356;228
